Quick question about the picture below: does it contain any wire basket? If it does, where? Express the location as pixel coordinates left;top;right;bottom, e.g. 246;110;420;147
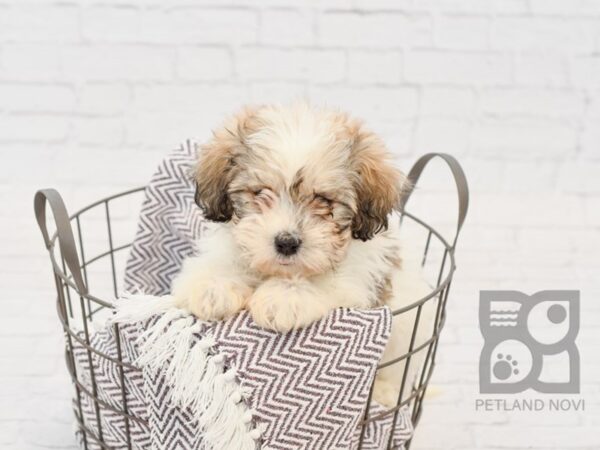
35;152;468;450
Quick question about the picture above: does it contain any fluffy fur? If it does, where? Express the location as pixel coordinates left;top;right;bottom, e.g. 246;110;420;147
172;103;434;407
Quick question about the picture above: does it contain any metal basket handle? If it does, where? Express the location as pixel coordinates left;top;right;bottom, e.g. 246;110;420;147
34;189;88;295
399;153;469;249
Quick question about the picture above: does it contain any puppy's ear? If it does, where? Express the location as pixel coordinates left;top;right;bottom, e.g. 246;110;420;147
193;106;261;222
347;122;408;241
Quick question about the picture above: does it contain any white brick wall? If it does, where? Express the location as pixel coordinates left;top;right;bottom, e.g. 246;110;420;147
1;1;599;449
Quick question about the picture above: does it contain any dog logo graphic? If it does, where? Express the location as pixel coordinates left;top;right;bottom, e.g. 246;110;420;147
479;290;580;394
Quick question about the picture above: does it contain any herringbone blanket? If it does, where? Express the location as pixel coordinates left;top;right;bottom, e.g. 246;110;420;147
72;143;413;449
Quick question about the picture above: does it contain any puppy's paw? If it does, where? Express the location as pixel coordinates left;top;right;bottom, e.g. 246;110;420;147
172;276;251;322
248;278;329;332
372;377;399;409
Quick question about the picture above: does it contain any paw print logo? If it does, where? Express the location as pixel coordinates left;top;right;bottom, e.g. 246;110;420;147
479;290;579;394
493;353;519;380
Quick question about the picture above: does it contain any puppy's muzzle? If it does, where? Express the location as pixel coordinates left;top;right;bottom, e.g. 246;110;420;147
274;232;302;256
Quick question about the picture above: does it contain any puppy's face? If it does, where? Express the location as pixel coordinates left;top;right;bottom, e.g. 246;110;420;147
194;104;406;278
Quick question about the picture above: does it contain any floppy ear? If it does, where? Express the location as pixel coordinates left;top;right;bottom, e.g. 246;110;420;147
193;107;260;222
347;123;408;241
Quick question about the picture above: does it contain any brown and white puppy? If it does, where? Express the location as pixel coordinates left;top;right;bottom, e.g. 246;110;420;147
172;103;433;406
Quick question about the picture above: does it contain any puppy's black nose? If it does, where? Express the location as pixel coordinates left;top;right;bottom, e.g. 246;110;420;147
274;232;301;256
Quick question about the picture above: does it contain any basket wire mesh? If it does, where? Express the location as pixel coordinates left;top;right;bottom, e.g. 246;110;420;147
35;153;468;450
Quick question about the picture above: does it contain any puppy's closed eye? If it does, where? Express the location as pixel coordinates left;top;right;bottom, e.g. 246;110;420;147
251;187;276;209
311;193;334;217
313;193;332;205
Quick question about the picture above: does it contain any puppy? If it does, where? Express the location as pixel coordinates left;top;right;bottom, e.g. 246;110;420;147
172;103;434;407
